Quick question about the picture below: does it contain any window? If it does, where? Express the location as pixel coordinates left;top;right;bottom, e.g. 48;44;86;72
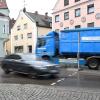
14;46;23;53
75;8;81;17
55;29;59;33
87;22;94;27
64;12;69;20
17;26;21;31
14;35;18;40
87;4;94;14
75;25;81;29
37;38;46;47
3;25;5;33
21;34;23;39
28;45;32;53
64;27;69;30
55;15;59;22
24;23;27;29
27;33;32;38
64;0;69;6
75;0;80;2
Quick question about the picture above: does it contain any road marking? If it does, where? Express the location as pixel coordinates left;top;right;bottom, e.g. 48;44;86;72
68;74;72;76
51;72;77;86
68;72;77;77
61;78;65;81
57;80;62;82
72;72;77;76
51;78;65;86
51;83;56;86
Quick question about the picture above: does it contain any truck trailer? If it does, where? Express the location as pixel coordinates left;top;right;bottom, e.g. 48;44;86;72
36;28;100;70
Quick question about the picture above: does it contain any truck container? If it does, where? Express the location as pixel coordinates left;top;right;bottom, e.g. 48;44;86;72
60;28;100;58
36;28;100;70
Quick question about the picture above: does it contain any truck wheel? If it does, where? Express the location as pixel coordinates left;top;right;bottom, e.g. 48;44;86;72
42;56;50;60
87;58;99;70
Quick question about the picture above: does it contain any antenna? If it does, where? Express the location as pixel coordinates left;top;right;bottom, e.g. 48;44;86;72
24;0;26;8
23;0;26;12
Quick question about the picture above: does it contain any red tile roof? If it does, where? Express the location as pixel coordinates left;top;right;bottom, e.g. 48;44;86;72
0;2;8;8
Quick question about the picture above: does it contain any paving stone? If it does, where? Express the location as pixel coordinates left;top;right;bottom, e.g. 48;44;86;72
0;84;100;100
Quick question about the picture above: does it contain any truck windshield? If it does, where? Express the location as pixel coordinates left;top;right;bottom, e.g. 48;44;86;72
37;38;46;47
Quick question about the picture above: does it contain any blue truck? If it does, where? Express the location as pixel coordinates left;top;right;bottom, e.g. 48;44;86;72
36;28;100;70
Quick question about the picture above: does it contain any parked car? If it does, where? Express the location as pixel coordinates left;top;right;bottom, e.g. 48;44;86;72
1;54;60;77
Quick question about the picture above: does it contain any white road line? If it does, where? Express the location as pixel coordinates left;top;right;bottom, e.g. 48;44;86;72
61;78;65;81
51;83;56;86
68;74;72;76
51;72;77;86
57;80;62;82
72;72;77;76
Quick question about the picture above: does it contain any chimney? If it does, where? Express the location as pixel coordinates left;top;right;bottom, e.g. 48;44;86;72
45;12;48;19
23;7;26;12
35;11;38;15
11;18;15;24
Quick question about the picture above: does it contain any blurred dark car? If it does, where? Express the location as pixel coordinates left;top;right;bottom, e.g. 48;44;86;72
1;54;60;77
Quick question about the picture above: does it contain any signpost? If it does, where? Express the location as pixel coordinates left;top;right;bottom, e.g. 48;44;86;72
77;32;80;71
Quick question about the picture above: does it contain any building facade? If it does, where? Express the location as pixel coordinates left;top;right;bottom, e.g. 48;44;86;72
11;9;52;54
52;0;100;31
0;0;9;57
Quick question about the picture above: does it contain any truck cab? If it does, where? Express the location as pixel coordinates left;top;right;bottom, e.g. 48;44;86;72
36;31;59;59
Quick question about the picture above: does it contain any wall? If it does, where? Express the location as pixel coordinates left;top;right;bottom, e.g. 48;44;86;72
52;0;100;30
0;39;5;57
38;27;51;36
0;15;9;57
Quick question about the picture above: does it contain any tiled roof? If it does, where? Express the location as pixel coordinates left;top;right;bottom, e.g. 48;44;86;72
0;2;8;8
25;12;52;28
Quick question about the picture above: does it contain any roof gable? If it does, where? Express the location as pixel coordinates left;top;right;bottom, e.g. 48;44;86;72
53;0;60;10
11;10;36;30
53;0;64;12
25;12;52;28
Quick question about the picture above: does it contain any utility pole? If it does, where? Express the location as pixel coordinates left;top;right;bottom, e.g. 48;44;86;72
24;0;25;8
23;0;27;9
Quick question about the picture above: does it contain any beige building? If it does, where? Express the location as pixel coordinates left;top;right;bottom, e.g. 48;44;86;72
11;9;52;54
52;0;100;31
5;18;15;55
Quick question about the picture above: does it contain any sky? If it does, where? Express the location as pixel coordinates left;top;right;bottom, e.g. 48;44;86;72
6;0;57;19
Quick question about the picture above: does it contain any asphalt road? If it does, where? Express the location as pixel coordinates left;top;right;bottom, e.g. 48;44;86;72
0;65;100;89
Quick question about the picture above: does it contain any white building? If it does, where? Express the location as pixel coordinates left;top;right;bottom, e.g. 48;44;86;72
11;9;52;54
0;0;9;57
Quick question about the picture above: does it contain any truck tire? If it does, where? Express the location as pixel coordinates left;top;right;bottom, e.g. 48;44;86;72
42;56;50;60
87;58;99;70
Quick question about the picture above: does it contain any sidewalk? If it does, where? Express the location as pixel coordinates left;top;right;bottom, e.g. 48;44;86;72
0;84;100;100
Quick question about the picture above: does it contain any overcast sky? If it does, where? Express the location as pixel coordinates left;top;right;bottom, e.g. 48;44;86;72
6;0;57;19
